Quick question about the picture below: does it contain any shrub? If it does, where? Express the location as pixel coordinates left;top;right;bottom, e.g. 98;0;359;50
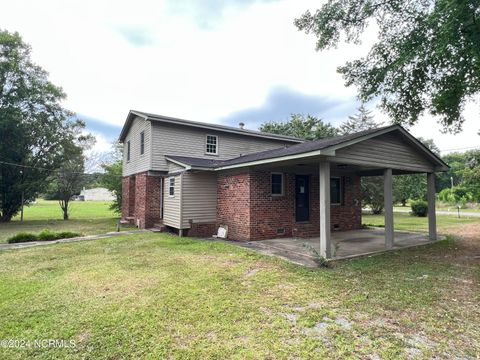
411;200;428;217
7;232;39;243
7;230;81;243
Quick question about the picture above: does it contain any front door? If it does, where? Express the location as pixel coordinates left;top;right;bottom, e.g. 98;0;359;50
295;175;310;222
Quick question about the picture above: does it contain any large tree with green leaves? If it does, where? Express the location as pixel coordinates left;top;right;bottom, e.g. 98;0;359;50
259;114;337;140
0;29;89;221
295;0;480;133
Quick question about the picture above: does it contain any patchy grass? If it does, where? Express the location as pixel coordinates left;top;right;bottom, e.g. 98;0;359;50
363;211;480;232
0;200;129;243
0;228;478;359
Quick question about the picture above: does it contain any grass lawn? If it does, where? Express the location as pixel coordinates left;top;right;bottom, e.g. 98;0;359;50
0;230;478;359
363;211;480;233
0;200;127;243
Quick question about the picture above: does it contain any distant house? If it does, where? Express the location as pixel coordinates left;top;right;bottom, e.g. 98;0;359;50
118;110;448;258
79;187;115;201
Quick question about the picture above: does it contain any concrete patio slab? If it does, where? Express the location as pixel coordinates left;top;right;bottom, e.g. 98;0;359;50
234;228;442;267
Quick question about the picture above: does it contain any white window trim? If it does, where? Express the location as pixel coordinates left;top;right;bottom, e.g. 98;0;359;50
271;172;284;196
205;134;219;156
331;176;342;205
168;177;175;197
126;140;131;162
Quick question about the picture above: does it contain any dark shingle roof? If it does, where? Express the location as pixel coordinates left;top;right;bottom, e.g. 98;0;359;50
166;155;221;169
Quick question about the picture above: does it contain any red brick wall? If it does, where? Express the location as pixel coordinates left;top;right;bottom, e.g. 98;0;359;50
217;172;251;241
331;175;362;231
216;170;362;241
134;172;162;228
122;175;136;218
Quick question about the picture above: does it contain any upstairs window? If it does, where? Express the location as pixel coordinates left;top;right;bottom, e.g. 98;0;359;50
127;140;131;161
140;131;145;155
271;173;284;196
330;177;343;205
206;135;218;155
169;177;175;196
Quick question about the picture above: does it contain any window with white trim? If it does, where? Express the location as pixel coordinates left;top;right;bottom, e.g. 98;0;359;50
169;177;175;196
126;141;131;161
271;173;284;196
205;135;218;155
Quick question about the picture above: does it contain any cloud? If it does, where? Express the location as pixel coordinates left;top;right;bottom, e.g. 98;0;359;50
80;114;122;143
117;26;155;47
165;0;280;29
219;87;358;129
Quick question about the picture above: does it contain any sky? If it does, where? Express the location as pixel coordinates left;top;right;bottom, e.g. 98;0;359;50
1;0;478;155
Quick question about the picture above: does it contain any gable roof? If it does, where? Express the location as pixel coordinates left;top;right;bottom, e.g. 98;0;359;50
118;110;304;143
165;125;449;172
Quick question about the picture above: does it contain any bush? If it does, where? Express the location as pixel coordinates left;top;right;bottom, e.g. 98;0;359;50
411;200;428;217
7;230;81;243
7;232;39;243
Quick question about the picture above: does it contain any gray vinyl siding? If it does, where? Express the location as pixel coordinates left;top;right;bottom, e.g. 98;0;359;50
122;116;151;176
181;171;217;228
151;122;293;172
163;173;182;229
332;133;435;172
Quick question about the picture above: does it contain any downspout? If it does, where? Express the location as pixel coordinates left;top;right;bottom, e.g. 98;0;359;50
179;172;184;237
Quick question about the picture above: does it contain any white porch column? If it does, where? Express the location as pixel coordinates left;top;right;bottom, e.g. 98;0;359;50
427;172;437;241
319;161;331;258
384;168;394;249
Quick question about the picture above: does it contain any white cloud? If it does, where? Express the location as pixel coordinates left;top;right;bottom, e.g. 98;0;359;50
1;0;478;152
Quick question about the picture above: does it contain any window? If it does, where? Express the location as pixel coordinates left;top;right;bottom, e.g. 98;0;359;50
127;141;131;161
330;177;343;205
206;135;218;155
140;131;145;155
271;173;284;195
169;177;175;196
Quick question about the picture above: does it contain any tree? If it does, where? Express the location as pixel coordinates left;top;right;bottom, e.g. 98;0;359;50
295;0;480;133
99;142;123;213
43;126;95;220
101;161;122;213
259;114;337;140
393;174;427;206
0;30;88;221
361;177;384;214
339;104;382;135
45;155;85;220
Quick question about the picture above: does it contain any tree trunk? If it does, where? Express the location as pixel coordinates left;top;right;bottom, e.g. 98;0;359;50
59;199;69;220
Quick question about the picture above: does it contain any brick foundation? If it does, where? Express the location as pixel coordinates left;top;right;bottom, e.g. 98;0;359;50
186;223;217;237
217;170;362;241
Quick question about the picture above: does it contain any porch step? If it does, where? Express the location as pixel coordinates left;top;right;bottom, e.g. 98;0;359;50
151;222;166;232
120;218;134;225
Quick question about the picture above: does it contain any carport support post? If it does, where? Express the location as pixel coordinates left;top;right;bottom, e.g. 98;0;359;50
384;168;394;249
427;172;437;241
319;161;331;259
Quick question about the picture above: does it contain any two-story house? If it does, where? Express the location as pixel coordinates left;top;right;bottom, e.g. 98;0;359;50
119;110;448;259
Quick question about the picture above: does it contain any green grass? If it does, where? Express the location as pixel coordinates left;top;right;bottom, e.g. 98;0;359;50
0;200;127;243
0;232;478;359
363;212;480;232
